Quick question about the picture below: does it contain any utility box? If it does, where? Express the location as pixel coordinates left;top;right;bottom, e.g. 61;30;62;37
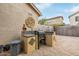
45;32;56;47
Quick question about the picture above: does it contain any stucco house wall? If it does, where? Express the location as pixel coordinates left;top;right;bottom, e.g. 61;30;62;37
0;3;41;45
46;16;64;26
69;12;79;25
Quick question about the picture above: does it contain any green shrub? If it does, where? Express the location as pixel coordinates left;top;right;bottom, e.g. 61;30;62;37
38;19;47;25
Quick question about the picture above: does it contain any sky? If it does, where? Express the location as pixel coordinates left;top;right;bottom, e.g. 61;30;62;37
35;3;79;24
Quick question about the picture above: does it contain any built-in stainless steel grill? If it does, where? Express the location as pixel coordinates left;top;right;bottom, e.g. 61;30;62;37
38;31;46;45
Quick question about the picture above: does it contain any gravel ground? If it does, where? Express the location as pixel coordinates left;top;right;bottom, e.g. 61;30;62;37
19;35;79;56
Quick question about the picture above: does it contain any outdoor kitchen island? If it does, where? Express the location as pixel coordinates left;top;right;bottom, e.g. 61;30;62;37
20;16;56;55
21;30;56;55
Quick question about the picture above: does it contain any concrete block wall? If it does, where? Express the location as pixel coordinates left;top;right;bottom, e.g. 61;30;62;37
55;26;79;37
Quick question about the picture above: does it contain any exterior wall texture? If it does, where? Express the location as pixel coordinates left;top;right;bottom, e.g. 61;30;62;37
69;13;79;25
47;17;63;25
0;3;39;45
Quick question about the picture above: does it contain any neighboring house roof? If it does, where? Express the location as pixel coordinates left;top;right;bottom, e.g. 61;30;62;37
27;3;42;16
47;16;64;20
69;11;79;18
